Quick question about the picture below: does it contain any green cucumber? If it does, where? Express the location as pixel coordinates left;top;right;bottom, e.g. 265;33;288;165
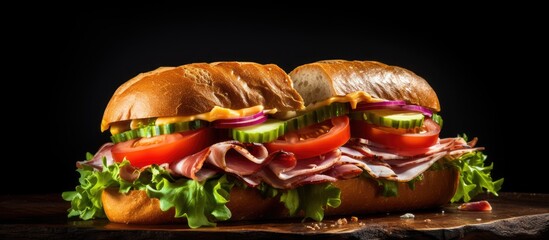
231;103;349;143
110;120;208;143
110;130;140;143
355;109;425;129
230;119;287;143
431;113;443;128
112;103;351;144
287;102;349;131
313;102;349;123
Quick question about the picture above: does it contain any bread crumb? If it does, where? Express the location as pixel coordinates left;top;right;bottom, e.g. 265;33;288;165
400;213;415;219
424;219;432;223
305;222;329;231
351;216;359;223
336;218;348;225
476;218;482;221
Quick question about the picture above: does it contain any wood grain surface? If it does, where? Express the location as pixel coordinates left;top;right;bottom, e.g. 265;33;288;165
1;192;548;239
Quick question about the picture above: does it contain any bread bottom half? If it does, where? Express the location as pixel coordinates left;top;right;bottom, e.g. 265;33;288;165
102;168;458;224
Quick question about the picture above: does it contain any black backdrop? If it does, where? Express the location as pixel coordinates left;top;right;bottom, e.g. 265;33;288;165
8;7;544;195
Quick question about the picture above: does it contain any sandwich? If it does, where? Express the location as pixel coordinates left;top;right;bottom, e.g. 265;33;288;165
288;60;503;215
63;60;503;228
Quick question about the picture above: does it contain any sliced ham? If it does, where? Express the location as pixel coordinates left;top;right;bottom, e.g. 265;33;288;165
78;134;482;191
119;164;140;182
323;164;364;180
272;150;341;180
252;165;339;189
249;150;342;189
344;139;406;160
347;137;457;158
170;141;273;180
384;152;446;168
340;156;397;179
340;137;481;182
389;152;447;182
170;147;211;180
76;143;114;170
295;174;339;187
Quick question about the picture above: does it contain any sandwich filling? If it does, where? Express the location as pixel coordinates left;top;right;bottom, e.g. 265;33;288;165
64;99;503;228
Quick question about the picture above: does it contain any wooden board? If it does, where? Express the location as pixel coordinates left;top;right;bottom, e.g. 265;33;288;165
1;192;548;239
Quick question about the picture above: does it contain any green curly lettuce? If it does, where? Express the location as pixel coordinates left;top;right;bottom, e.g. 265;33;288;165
61;156;132;220
146;173;233;228
62;157;342;226
280;183;341;221
62;158;234;228
450;151;504;202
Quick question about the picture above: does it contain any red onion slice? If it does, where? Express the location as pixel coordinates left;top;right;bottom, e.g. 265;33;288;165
355;100;406;111
354;100;433;117
401;105;433;117
216;111;265;123
213;112;268;128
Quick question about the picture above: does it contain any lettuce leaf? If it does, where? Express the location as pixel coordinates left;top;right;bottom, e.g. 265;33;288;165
359;149;502;202
62;159;234;228
61;158;132;220
145;171;233;228
450;151;504;202
377;179;399;197
280;183;341;221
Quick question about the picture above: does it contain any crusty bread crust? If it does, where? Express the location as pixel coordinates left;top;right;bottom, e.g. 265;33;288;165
102;188;183;224
290;60;440;112
101;168;458;224
101;62;304;131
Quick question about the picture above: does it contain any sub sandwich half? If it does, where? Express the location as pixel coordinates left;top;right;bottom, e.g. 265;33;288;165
63;60;503;228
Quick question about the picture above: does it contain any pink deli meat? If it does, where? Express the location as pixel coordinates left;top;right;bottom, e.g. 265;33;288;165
77;136;482;189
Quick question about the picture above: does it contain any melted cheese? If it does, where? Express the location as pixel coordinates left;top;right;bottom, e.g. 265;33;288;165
154;105;277;126
107;92;381;134
108;105;278;135
303;91;384;111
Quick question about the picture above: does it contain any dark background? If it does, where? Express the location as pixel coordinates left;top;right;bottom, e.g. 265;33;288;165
6;6;544;195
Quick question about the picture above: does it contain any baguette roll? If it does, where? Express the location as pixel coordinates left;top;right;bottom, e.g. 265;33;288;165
102;168;458;224
101;62;304;131
289;60;440;111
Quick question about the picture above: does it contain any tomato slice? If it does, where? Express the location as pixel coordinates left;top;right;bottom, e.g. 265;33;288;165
457;200;492;211
265;116;350;160
111;127;215;167
351;118;440;149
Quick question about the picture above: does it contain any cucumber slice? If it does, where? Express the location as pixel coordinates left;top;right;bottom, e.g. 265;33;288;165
232;103;349;143
287;102;349;131
348;111;368;121
431;113;443;128
287;111;316;132
110;120;208;143
110;129;140;143
363;109;424;129
112;103;351;144
314;102;349;123
230;119;287;143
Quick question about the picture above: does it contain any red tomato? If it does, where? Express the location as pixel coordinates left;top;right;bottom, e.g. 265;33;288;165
111;127;215;167
265;116;350;160
458;200;492;211
351;119;440;149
